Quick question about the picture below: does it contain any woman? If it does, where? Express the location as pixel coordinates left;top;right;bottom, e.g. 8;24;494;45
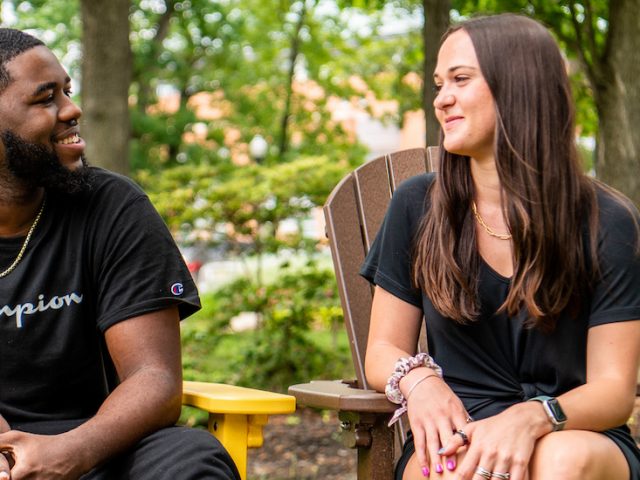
361;13;640;480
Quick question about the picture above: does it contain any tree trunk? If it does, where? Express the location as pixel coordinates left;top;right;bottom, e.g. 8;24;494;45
135;0;176;113
80;0;132;175
422;0;450;148
278;0;311;159
594;0;640;207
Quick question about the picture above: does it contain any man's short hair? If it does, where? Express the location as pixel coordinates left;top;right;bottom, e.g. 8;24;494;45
0;28;44;93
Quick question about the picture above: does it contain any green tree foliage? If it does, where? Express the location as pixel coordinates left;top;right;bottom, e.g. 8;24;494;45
126;0;372;390
138;155;351;284
2;0;82;74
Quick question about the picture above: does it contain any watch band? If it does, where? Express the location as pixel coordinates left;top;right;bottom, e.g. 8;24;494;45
528;396;567;431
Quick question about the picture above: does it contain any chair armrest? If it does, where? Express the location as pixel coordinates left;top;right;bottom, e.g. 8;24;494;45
182;381;296;480
289;380;397;479
183;381;296;415
288;380;396;413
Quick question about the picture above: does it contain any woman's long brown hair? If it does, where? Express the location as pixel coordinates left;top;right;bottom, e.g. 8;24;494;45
413;14;599;331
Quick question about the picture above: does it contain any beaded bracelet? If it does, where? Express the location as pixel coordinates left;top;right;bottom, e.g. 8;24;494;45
385;352;443;426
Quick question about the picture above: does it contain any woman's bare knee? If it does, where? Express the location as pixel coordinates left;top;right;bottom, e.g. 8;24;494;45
530;431;629;480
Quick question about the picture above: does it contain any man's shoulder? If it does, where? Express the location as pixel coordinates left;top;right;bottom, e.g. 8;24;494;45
87;167;146;198
67;167;148;210
46;167;149;219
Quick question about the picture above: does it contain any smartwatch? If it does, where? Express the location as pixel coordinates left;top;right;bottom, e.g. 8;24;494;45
528;395;567;431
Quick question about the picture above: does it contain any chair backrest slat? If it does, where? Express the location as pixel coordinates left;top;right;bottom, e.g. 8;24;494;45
387;149;429;189
324;148;436;389
324;175;373;388
353;157;392;252
426;146;440;172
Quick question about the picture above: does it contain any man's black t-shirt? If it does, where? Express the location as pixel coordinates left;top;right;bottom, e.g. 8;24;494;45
0;168;200;426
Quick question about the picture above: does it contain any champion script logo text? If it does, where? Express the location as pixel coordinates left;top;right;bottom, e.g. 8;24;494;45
1;292;84;328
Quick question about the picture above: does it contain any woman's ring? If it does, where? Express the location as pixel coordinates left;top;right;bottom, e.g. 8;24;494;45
491;473;511;479
454;429;469;446
475;466;492;479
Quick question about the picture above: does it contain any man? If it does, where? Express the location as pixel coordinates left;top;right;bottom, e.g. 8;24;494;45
0;28;239;479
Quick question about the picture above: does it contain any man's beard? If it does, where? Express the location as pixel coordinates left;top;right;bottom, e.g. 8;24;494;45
2;130;94;195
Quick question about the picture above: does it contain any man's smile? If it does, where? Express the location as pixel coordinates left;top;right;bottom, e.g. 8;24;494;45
54;133;82;145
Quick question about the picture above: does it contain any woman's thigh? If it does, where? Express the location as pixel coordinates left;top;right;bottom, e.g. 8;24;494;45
529;430;629;480
401;431;629;480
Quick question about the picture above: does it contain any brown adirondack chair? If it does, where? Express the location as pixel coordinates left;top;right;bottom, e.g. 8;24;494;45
289;147;438;479
289;146;640;478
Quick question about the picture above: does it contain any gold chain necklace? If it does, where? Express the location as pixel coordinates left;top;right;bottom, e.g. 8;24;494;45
0;198;46;278
471;200;512;240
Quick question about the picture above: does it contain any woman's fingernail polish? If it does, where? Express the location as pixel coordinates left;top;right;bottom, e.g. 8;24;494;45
447;460;456;471
437;447;445;455
436;463;444;474
422;466;430;477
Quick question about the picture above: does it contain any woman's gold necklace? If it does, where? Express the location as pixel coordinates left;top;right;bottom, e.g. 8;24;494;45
0;198;46;278
471;201;512;240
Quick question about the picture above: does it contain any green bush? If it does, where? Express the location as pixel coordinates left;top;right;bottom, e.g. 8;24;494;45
181;260;354;392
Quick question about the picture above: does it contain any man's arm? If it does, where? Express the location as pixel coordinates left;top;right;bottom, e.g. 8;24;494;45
0;415;10;479
0;416;8;433
0;306;183;479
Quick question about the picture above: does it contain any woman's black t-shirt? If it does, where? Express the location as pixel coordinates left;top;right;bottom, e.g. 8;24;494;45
361;173;640;417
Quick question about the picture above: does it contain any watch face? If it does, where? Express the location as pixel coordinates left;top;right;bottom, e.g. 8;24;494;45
547;398;567;423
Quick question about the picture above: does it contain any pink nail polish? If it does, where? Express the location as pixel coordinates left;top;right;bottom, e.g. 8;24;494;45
422;466;430;477
436;463;444;474
447;460;456;471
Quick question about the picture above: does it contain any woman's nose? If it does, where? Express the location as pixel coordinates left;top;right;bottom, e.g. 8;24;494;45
434;91;455;110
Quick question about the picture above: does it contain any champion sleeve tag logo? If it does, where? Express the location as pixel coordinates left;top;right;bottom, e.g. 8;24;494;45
170;283;184;296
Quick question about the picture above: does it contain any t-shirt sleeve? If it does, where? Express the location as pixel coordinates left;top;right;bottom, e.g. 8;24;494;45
588;192;640;327
89;183;201;332
359;174;433;308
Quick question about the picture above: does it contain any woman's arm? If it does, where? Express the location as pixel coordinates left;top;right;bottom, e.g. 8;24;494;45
366;286;470;475
365;286;423;391
558;319;640;430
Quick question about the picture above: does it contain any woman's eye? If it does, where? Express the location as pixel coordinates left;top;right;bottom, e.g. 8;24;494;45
64;90;73;97
454;76;470;83
433;84;442;93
